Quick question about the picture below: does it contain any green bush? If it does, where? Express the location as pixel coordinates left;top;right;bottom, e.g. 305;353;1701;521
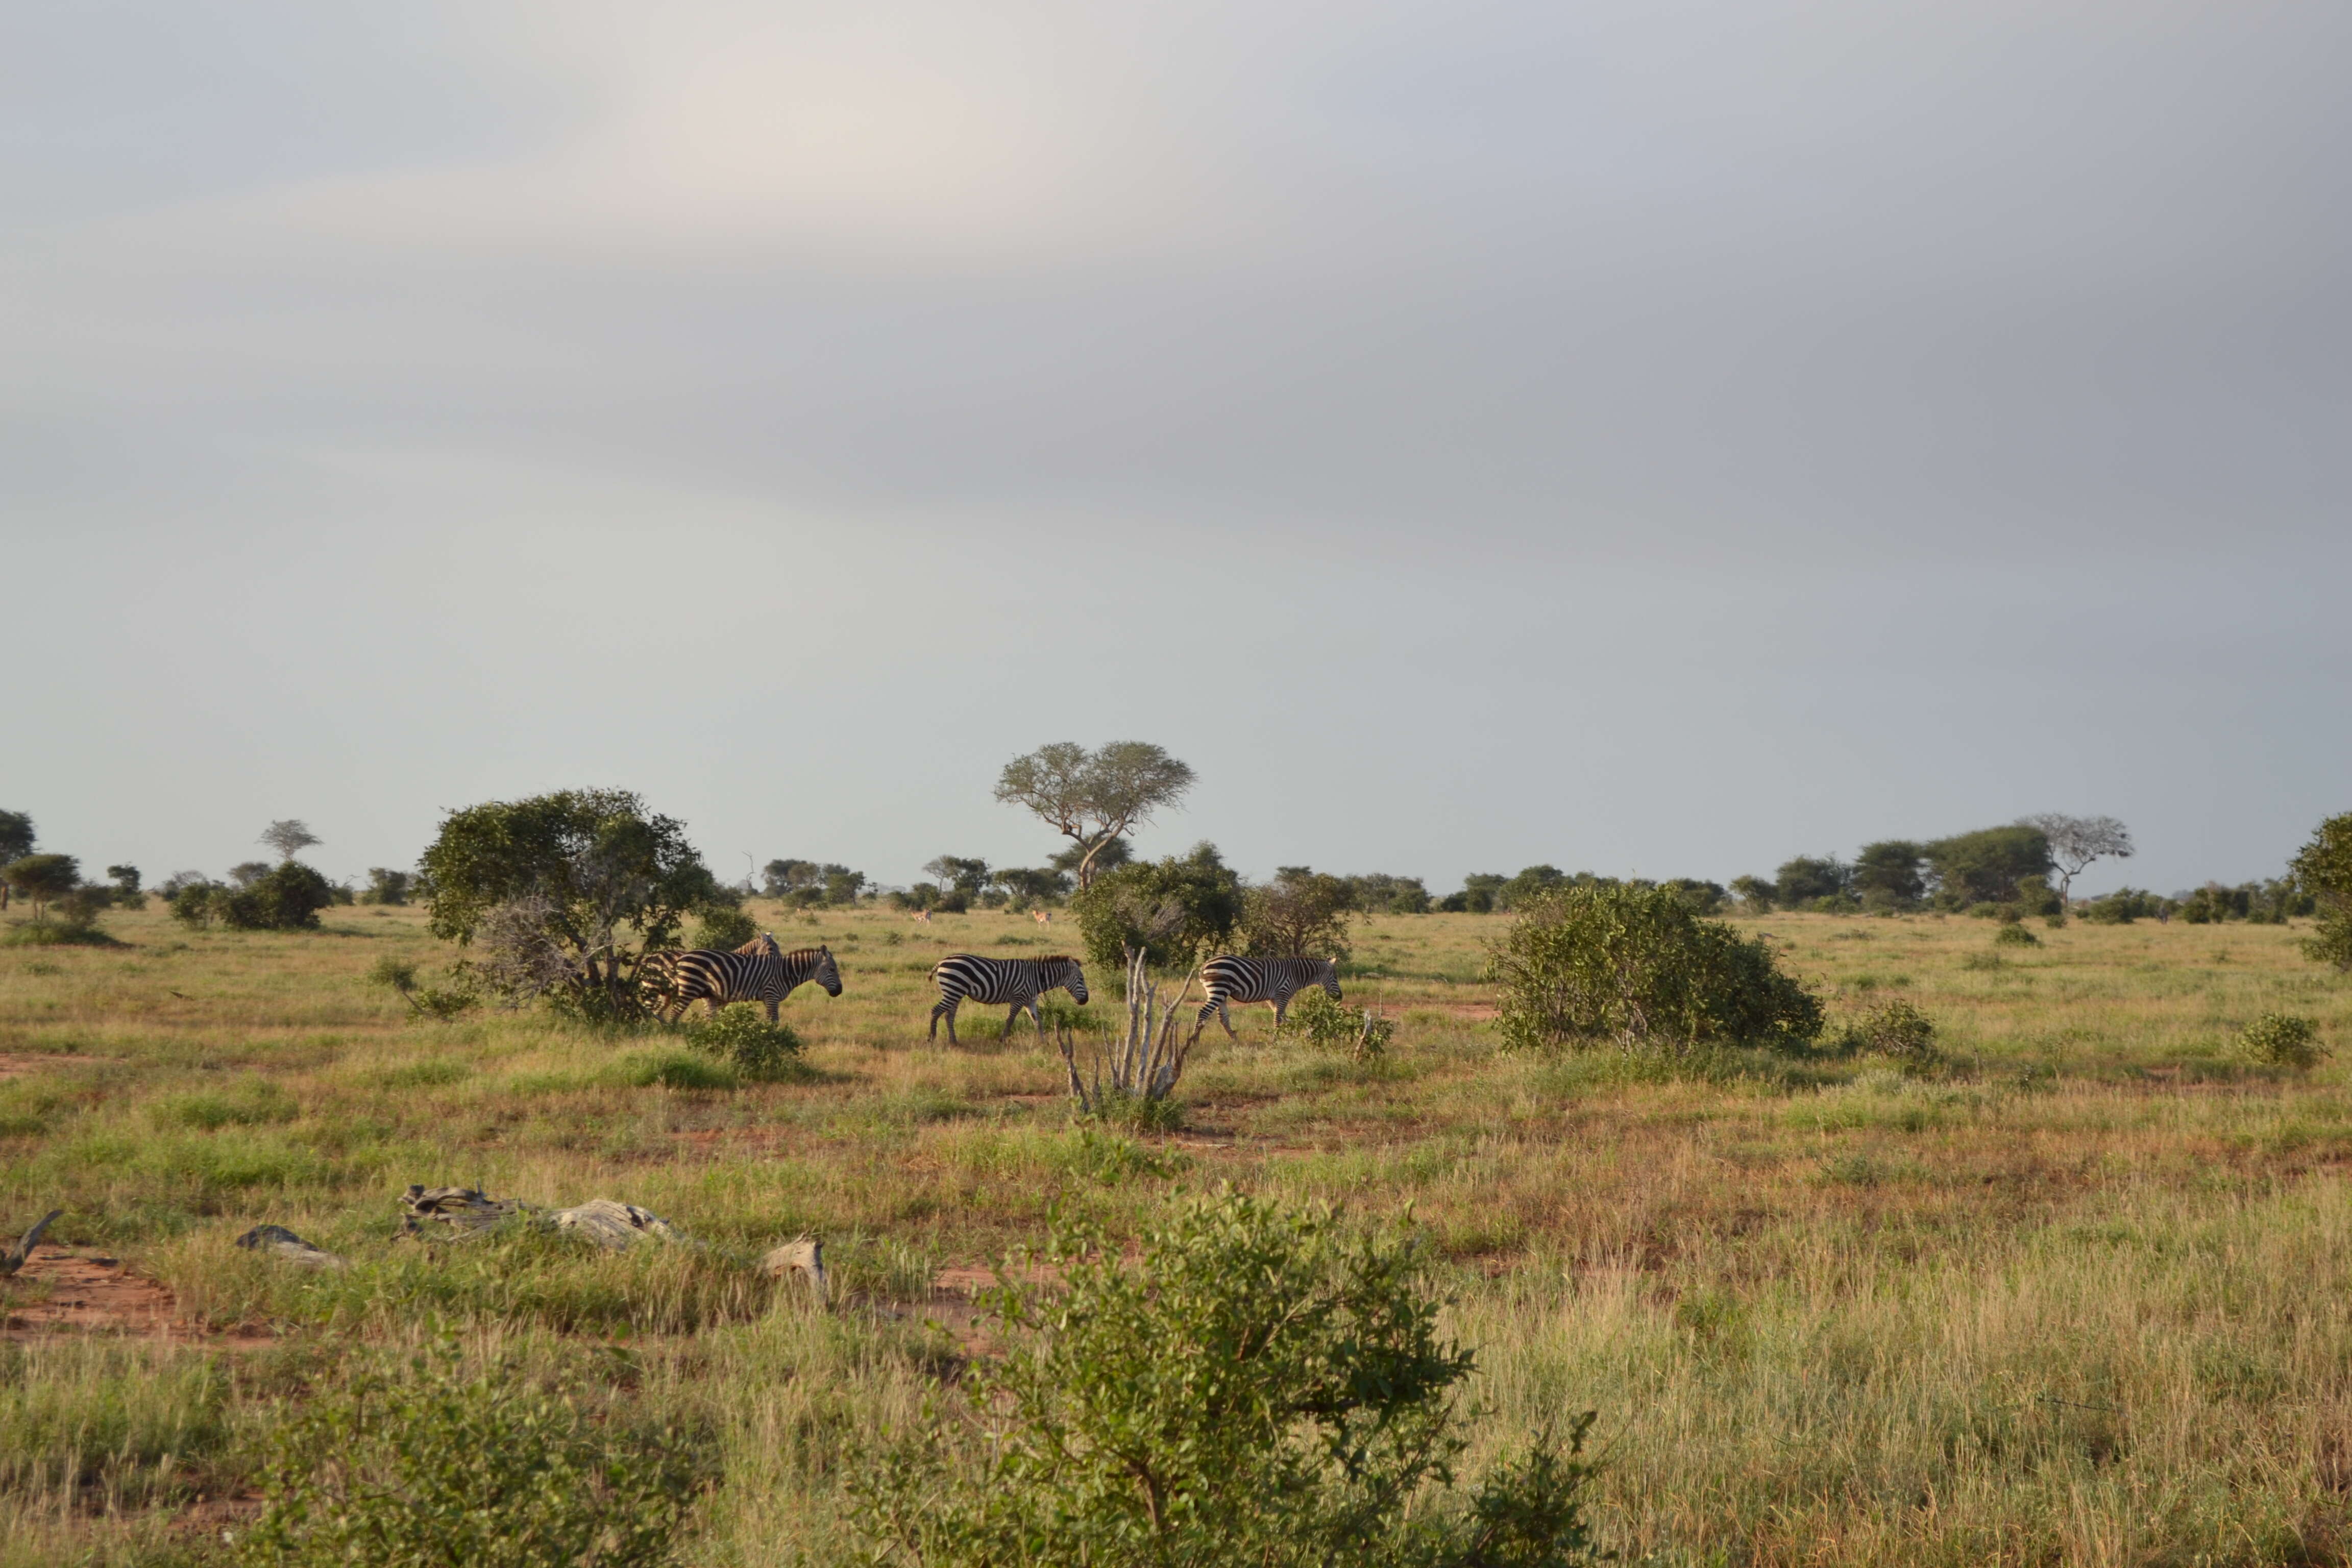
1487;883;1823;1054
236;1337;705;1568
688;906;760;952
1280;987;1393;1059
2294;813;2352;971
2237;1013;2329;1070
1992;922;2040;948
219;863;337;931
848;1191;1598;1568
1835;999;1940;1065
682;1001;804;1081
1071;844;1244;975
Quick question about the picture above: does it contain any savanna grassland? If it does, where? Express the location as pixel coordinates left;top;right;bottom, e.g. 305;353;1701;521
3;901;2350;1565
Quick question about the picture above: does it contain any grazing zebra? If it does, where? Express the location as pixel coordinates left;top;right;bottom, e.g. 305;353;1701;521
928;953;1087;1046
647;934;843;1022
1194;956;1341;1041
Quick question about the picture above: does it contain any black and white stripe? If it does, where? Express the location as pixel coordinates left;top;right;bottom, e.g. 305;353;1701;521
1194;956;1341;1040
928;953;1088;1045
647;934;842;1022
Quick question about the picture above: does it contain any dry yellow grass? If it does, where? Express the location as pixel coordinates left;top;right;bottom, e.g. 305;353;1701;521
1;900;2347;1563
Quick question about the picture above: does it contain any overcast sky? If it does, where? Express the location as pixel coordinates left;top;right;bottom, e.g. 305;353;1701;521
5;1;2346;897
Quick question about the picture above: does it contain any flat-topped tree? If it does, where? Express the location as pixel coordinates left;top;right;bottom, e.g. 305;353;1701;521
2019;814;2133;917
995;741;1195;890
259;819;321;862
0;812;31;910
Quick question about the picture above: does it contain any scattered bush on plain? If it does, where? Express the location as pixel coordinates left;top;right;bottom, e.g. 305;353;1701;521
2237;1013;2329;1071
1280;987;1393;1060
849;1191;1599;1568
1992;922;2040;948
1834;999;1940;1066
683;1001;804;1081
1242;866;1355;962
236;1336;706;1568
1487;881;1823;1055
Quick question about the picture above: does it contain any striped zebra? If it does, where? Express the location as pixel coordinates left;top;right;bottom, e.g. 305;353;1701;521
1194;955;1341;1041
646;934;843;1022
928;953;1087;1046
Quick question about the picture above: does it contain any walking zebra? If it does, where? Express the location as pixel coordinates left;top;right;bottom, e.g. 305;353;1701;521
1194;956;1341;1041
928;953;1087;1046
646;935;843;1022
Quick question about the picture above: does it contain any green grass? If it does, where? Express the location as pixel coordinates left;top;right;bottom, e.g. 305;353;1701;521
0;902;2348;1561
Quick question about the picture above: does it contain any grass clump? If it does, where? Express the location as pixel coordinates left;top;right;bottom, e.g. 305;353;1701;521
1993;922;2041;948
2237;1013;2329;1070
235;1336;706;1568
682;1002;805;1081
1834;999;1941;1066
1487;882;1821;1054
848;1190;1599;1568
612;1049;739;1091
1;921;124;948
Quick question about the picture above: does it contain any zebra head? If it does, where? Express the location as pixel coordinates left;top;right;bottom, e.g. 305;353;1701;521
812;945;843;997
1317;958;1343;1000
1044;955;1088;1004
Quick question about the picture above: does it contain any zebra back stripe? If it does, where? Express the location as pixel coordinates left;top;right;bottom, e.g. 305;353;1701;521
652;938;843;1015
930;954;1088;1008
1198;956;1341;1017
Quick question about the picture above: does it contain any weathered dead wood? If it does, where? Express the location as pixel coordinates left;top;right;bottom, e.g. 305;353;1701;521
1056;950;1195;1114
234;1224;348;1270
760;1235;827;1305
399;1184;532;1239
550;1199;681;1251
2;1209;62;1277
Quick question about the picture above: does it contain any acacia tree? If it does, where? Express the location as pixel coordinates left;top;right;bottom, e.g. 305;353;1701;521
0;812;32;911
2019;814;2134;917
416;789;723;1014
260;820;322;862
4;854;80;924
995;742;1196;890
2293;812;2352;971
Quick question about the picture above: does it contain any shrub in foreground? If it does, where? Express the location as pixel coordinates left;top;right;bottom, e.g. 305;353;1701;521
849;1191;1598;1568
2237;1013;2329;1071
683;1001;804;1080
1487;883;1823;1054
236;1337;704;1568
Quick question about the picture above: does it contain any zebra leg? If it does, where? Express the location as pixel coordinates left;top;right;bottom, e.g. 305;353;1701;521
1217;1000;1239;1042
929;1000;952;1042
766;995;781;1024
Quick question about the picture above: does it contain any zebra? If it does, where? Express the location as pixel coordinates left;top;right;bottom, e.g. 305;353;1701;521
928;953;1087;1046
646;934;843;1022
1194;956;1341;1041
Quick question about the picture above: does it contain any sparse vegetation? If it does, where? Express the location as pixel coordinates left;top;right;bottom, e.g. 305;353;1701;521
683;1000;805;1081
2237;1012;2328;1070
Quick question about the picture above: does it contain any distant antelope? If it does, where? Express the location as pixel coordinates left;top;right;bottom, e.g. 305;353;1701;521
1194;956;1341;1041
1033;909;1052;927
911;908;931;924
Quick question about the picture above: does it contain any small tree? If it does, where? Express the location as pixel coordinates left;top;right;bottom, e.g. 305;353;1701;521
1774;855;1851;906
105;865;144;909
220;863;336;930
2293;812;2352;971
418;789;723;1015
1242;867;1355;962
995;742;1196;890
1488;881;1823;1054
3;854;79;924
362;868;411;905
259;819;322;862
0;812;32;910
1851;842;1926;910
993;866;1073;905
1070;843;1244;977
2019;814;2133;918
849;1192;1598;1568
923;856;992;899
1728;874;1777;912
1925;826;2052;908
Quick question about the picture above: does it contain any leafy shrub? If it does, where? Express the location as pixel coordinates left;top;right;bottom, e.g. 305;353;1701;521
1071;844;1244;974
1992;922;2040;948
1487;883;1823;1054
236;1337;704;1568
219;863;337;930
2237;1013;2329;1070
2294;813;2352;971
2;853;80;922
169;880;229;928
689;906;760;952
1835;1000;1940;1065
367;956;479;1020
1280;987;1393;1060
848;1192;1598;1568
1242;867;1354;962
2084;888;2163;925
682;1001;804;1081
2;920;122;948
360;868;411;905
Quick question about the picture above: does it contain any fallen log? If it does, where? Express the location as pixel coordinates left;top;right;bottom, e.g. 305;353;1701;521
549;1199;680;1251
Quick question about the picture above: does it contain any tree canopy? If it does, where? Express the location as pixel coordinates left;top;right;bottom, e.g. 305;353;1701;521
1242;867;1355;962
2293;812;2352;971
1070;842;1243;975
259;819;322;862
1925;826;2052;907
0;811;33;865
2019;814;2133;911
418;789;722;1008
3;854;80;923
995;742;1195;889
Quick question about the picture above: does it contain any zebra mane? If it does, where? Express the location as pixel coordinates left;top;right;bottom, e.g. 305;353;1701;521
1039;953;1075;965
785;947;831;964
733;933;782;957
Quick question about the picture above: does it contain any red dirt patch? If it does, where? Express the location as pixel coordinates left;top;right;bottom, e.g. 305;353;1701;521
0;1051;99;1080
3;1247;273;1346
